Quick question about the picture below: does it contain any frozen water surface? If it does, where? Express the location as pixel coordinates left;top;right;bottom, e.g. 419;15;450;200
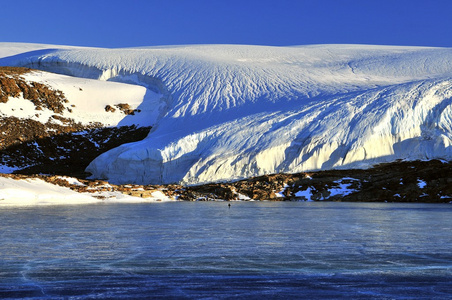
0;201;451;299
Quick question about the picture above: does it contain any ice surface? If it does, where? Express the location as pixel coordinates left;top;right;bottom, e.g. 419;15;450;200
2;44;452;184
1;202;451;298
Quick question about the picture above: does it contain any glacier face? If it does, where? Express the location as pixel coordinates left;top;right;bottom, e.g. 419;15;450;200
1;44;452;185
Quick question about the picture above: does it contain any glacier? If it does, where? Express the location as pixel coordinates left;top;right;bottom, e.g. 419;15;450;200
1;43;452;185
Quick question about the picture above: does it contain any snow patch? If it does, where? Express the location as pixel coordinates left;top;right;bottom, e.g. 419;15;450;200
295;187;314;201
417;179;427;189
55;176;85;186
0;165;21;174
275;184;290;198
0;177;174;206
328;178;359;198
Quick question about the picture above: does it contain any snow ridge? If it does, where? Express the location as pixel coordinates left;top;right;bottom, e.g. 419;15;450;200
2;44;452;185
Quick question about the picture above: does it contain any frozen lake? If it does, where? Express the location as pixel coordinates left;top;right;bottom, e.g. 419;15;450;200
1;201;451;299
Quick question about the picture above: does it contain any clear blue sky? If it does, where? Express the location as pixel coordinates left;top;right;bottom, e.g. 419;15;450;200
2;0;452;48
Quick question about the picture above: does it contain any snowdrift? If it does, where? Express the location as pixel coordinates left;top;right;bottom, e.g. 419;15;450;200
2;43;452;185
0;176;172;206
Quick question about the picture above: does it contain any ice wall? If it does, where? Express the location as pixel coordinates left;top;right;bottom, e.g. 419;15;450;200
2;44;452;184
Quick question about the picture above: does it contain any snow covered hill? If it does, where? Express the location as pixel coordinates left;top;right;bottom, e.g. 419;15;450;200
1;43;452;185
2;69;161;128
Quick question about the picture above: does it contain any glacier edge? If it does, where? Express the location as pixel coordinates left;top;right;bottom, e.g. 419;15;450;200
2;44;452;185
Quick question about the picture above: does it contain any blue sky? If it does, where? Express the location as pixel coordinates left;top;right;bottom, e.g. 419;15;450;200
2;0;452;48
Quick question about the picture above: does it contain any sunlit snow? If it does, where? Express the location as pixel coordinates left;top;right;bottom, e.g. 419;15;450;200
20;71;163;127
0;176;172;206
328;178;359;198
2;43;452;185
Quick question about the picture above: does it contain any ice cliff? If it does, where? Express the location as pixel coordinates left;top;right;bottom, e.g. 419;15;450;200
1;43;452;185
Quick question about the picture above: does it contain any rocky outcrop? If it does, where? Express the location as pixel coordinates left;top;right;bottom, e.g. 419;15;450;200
104;103;140;115
0;125;150;178
0;67;67;112
163;160;449;202
150;160;452;203
5;159;450;203
0;67;152;177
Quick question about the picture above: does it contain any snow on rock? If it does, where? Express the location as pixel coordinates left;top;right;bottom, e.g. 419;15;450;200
55;176;86;186
417;179;427;189
2;43;452;185
275;184;290;198
18;70;163;128
295;187;314;201
328;178;360;198
292;177;359;201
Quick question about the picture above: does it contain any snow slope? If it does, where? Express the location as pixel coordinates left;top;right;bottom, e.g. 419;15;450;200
2;43;452;185
0;176;172;206
19;71;162;127
0;70;162;128
0;43;163;128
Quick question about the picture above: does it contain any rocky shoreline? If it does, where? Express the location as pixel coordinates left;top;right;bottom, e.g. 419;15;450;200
3;159;452;203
